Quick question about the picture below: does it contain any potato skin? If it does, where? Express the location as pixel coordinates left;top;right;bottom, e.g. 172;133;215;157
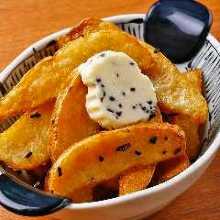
0;100;54;170
119;164;156;195
144;43;208;124
170;114;201;160
118;107;162;195
185;69;203;93
48;74;100;162
156;153;190;183
57;17;120;48
47;122;186;202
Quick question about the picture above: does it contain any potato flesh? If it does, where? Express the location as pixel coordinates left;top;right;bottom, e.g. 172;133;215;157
49;74;100;161
156;153;190;182
0;101;54;170
119;164;156;195
185;69;203;93
170;115;201;160
170;70;203;160
145;45;207;124
47;122;185;202
118;107;162;194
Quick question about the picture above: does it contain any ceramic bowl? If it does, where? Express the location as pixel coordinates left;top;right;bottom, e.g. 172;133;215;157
0;14;219;220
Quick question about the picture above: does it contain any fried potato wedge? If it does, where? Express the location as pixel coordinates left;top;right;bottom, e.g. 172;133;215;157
0;57;70;122
170;114;201;160
118;107;162;195
47;122;186;202
143;43;208;124
0;100;54;170
119;164;156;195
157;153;190;182
57;17;120;48
48;74;100;162
58;18;208;124
0;25;153;122
185;69;203;93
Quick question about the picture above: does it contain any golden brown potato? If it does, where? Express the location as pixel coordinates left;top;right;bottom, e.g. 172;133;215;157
156;153;190;183
57;17;120;48
185;69;203;93
117;107;162;195
49;72;163;197
119;164;156;195
0;100;54;170
0;25;153;121
143;42;208;124
170;114;201;160
58;18;208;124
47;122;186;202
48;74;100;162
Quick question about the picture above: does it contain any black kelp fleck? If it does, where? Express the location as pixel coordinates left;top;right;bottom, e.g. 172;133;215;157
116;143;131;152
149;136;157;144
24;151;32;159
30;112;41;118
57;167;62;177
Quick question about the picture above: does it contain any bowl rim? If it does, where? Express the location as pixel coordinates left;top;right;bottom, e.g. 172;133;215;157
1;13;220;210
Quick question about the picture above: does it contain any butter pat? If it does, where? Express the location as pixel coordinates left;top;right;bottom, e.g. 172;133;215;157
78;51;157;129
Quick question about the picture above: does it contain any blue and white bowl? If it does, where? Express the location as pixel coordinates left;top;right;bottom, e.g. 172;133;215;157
0;14;219;220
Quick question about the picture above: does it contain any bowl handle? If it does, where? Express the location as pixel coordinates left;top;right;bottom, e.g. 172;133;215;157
0;171;71;216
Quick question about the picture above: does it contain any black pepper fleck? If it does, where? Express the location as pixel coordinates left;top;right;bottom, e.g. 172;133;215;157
107;108;114;113
99;156;104;162
57;167;62;177
134;150;142;156
142;106;147;111
101;84;105;88
24;151;32;158
100;53;105;57
132;105;136;109
101;91;106;102
130;87;136;92
116;143;131;152
149;136;157;144
116;111;122;117
30;112;41;118
162;150;167;155
118;103;122;108
174;148;182;155
96;78;101;83
109;96;115;101
147;100;153;105
116;73;119;78
129;62;135;66
122;91;126;96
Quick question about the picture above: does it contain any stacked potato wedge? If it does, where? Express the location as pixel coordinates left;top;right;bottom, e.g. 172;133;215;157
0;18;208;202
